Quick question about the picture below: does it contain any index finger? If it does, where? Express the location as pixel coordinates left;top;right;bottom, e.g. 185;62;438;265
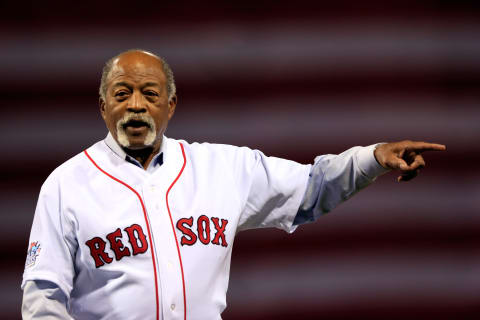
407;141;446;152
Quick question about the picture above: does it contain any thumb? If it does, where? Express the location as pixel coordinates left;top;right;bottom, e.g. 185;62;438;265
388;157;409;170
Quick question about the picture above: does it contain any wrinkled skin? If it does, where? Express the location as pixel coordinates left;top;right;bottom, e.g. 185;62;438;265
100;51;177;168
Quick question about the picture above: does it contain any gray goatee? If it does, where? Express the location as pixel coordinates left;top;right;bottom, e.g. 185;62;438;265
115;113;157;148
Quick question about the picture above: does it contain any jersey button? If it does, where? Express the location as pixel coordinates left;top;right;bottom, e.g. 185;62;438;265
170;304;175;311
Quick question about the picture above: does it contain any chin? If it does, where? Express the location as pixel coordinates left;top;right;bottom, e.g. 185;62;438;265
123;137;154;149
117;129;157;149
123;143;143;150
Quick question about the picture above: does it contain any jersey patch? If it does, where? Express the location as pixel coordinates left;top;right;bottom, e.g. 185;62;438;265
25;241;42;269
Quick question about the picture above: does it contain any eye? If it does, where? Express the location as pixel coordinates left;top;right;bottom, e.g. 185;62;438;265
144;90;159;97
115;91;129;97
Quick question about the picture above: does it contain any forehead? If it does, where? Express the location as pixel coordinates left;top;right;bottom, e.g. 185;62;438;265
108;53;166;85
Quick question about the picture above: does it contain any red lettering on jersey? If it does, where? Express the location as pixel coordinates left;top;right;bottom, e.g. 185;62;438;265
197;215;211;245
211;217;228;247
85;237;113;268
176;217;197;246
125;224;148;255
175;216;229;248
106;228;131;261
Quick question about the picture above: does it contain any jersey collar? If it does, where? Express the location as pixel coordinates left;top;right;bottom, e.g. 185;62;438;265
103;132;166;171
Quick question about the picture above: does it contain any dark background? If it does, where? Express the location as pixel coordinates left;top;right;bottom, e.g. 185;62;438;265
1;1;479;319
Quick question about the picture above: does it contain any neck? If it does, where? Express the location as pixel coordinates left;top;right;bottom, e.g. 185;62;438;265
123;142;161;169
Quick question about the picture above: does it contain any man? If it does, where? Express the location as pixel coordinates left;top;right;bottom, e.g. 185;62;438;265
21;49;446;319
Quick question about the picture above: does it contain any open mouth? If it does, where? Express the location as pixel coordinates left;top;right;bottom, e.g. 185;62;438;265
123;119;150;129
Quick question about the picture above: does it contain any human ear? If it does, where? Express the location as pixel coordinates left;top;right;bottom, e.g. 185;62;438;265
168;95;177;120
99;98;107;120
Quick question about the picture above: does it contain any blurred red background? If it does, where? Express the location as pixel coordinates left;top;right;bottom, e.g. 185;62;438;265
1;1;479;319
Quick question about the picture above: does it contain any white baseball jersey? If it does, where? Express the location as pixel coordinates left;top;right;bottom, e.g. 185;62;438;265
22;135;313;319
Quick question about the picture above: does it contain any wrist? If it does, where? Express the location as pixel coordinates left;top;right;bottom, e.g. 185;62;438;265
374;143;389;169
357;144;391;179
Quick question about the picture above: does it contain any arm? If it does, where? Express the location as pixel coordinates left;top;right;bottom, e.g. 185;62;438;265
294;144;389;225
22;171;77;318
295;140;446;225
22;280;72;320
235;147;312;232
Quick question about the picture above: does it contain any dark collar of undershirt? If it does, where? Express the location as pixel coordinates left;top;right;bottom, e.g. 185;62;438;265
125;152;163;169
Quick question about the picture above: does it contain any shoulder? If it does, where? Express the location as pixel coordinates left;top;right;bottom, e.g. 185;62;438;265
168;137;259;164
40;140;105;192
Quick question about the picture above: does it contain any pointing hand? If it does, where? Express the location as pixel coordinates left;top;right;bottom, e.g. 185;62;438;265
374;140;446;182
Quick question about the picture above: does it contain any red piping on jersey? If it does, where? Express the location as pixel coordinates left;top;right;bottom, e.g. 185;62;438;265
166;143;187;320
83;149;160;320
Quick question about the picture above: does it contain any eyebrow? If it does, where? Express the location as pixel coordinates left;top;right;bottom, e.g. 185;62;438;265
111;81;161;89
112;81;132;90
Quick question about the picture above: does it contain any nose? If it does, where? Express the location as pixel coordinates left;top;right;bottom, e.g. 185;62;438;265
126;91;147;113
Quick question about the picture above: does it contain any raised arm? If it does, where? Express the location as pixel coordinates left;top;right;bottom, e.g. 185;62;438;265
295;140;446;225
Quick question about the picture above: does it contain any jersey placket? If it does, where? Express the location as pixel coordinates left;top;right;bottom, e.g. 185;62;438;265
141;182;184;320
140;141;187;320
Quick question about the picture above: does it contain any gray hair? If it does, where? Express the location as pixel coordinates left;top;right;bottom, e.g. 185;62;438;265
99;49;176;101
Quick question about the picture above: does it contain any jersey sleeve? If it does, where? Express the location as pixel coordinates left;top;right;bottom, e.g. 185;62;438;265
293;144;391;225
22;280;73;319
235;148;311;233
21;171;77;299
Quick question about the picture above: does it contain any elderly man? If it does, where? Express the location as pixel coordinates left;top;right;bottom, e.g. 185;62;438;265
21;49;445;319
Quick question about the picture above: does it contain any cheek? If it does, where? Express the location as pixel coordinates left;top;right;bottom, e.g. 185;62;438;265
103;110;123;132
153;109;170;127
104;112;116;126
106;104;124;123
